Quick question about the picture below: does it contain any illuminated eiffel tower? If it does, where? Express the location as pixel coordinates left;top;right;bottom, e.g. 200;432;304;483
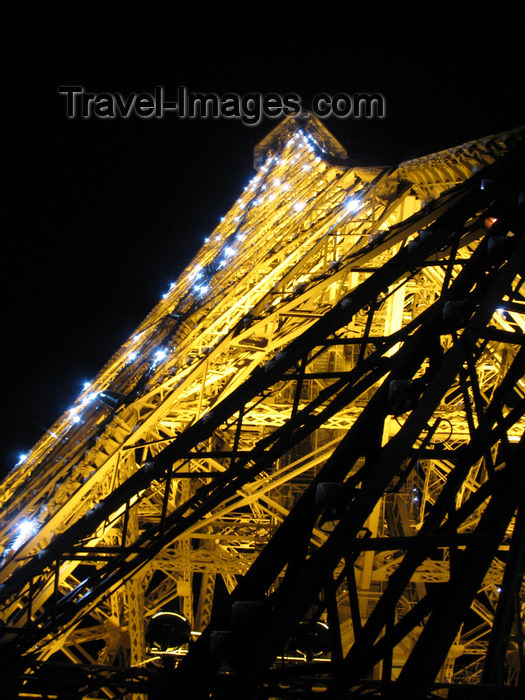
0;116;524;699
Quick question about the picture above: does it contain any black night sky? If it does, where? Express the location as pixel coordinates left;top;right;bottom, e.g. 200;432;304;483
2;5;524;474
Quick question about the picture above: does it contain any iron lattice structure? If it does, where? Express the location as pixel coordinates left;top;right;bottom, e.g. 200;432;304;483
0;117;524;699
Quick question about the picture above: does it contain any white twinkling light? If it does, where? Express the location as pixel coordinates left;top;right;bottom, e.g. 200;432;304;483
80;393;98;408
294;202;305;212
82;381;91;391
12;519;37;550
224;246;235;256
346;198;361;213
153;349;167;364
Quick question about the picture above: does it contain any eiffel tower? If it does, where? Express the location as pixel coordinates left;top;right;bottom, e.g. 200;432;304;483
1;116;524;699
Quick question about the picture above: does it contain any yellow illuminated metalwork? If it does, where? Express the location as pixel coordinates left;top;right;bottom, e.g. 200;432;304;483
0;117;523;694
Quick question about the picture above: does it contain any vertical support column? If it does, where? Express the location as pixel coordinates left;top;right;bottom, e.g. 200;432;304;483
358;275;408;677
196;360;209;421
178;538;194;627
123;456;146;700
125;511;146;700
360;502;381;592
126;575;145;668
384;262;407;359
195;565;215;630
178;480;194;627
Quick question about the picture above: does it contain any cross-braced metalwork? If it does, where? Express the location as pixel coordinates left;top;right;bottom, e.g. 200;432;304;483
1;116;523;699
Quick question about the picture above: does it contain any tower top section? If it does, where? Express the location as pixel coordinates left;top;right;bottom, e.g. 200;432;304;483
254;113;348;168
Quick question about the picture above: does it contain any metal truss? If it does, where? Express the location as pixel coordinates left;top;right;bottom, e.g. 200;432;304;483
0;116;523;698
